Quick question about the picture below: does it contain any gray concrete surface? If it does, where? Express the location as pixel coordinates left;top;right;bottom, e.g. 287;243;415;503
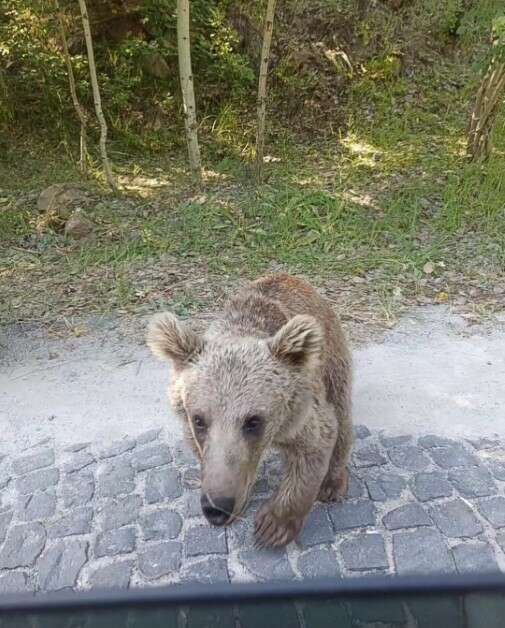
1;306;505;454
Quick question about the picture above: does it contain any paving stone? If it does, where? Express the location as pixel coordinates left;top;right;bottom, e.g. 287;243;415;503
37;539;88;591
64;442;90;453
61;471;94;508
94;527;136;557
487;459;505;481
365;472;406;501
448;466;497;498
411;471;453;502
467;437;501;450
353;444;387;468
430;499;483;538
393;528;455;574
97;459;135;498
12;448;54;475
99;494;142;531
185;525;227;556
141;509;182;541
298;547;341;578
379;433;412;448
185;490;202;517
183;467;200;489
145;467;182;503
87;560;133;589
388;446;430;471
181;557;229;583
96;438;136;459
131;444;171;471
429;444;479;469
346;472;364;498
136;429;162;445
138;541;182;579
64;451;95;473
354;425;371;440
418;435;456;449
0;509;13;543
173;441;197;466
329;500;376;530
48;507;93;538
340;533;388;571
0;467;10;490
383;503;431;530
0;571;32;594
496;531;505;552
0;522;46;568
238;548;295;580
297;506;334;548
15;467;59;494
452;541;500;573
21;490;56;520
476;496;505;528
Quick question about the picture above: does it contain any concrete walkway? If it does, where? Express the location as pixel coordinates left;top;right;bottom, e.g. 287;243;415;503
1;305;505;601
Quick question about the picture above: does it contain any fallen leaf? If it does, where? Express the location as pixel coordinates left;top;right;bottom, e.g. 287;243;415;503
435;291;449;303
423;262;434;274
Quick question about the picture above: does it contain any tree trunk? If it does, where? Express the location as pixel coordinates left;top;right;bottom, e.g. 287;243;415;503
177;0;202;186
255;0;276;184
77;0;116;190
55;0;88;175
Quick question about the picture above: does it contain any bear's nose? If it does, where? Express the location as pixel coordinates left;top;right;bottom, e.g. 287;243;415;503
201;494;235;526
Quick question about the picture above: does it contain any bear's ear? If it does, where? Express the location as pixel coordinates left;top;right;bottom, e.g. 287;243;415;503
268;315;323;368
146;312;203;370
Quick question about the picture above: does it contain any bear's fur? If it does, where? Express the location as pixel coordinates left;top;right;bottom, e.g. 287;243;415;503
147;273;352;547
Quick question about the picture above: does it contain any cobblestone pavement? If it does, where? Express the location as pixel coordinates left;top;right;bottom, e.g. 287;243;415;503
0;426;505;596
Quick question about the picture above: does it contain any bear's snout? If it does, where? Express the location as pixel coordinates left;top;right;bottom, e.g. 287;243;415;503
201;494;235;526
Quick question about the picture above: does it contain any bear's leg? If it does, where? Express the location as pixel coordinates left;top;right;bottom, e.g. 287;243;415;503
317;417;352;502
254;443;332;548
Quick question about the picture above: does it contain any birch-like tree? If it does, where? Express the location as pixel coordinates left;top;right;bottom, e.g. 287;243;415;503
467;16;505;161
255;0;276;184
77;0;116;189
55;0;88;174
177;0;202;186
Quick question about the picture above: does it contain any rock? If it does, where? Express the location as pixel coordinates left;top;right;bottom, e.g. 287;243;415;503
238;548;295;581
185;525;227;556
142;53;170;79
47;507;93;538
37;539;88;591
393;529;455;574
138;541;182;579
328;500;376;530
64;210;94;240
87;560;133;589
61;471;94;508
21;491;56;521
95;527;136;558
37;184;88;218
411;471;453;502
340;533;388;571
383;503;431;530
298;547;341;578
99;494;141;531
430;499;483;538
145;467;182;503
0;571;33;594
181;557;229;584
452;542;500;573
12;448;54;475
476;496;505;528
141;509;182;541
297;506;335;548
448;467;497;498
0;523;46;568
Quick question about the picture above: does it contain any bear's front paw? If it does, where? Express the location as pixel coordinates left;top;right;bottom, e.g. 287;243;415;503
254;502;303;548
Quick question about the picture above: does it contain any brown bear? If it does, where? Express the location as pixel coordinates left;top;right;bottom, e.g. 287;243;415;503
147;273;352;547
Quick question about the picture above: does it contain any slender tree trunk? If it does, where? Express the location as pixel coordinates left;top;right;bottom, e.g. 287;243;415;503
55;0;88;174
255;0;276;184
177;0;202;186
77;0;116;189
467;61;505;161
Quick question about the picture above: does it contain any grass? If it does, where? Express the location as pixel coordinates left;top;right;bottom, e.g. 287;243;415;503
2;18;505;326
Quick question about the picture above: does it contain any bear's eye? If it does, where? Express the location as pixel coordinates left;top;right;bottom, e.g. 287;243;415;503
242;415;263;435
192;415;206;431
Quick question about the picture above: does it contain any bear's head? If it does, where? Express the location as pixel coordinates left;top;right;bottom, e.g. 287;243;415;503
147;311;323;526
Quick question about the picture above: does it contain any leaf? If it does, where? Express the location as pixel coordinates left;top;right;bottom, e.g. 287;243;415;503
423;262;434;274
435;291;449;303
